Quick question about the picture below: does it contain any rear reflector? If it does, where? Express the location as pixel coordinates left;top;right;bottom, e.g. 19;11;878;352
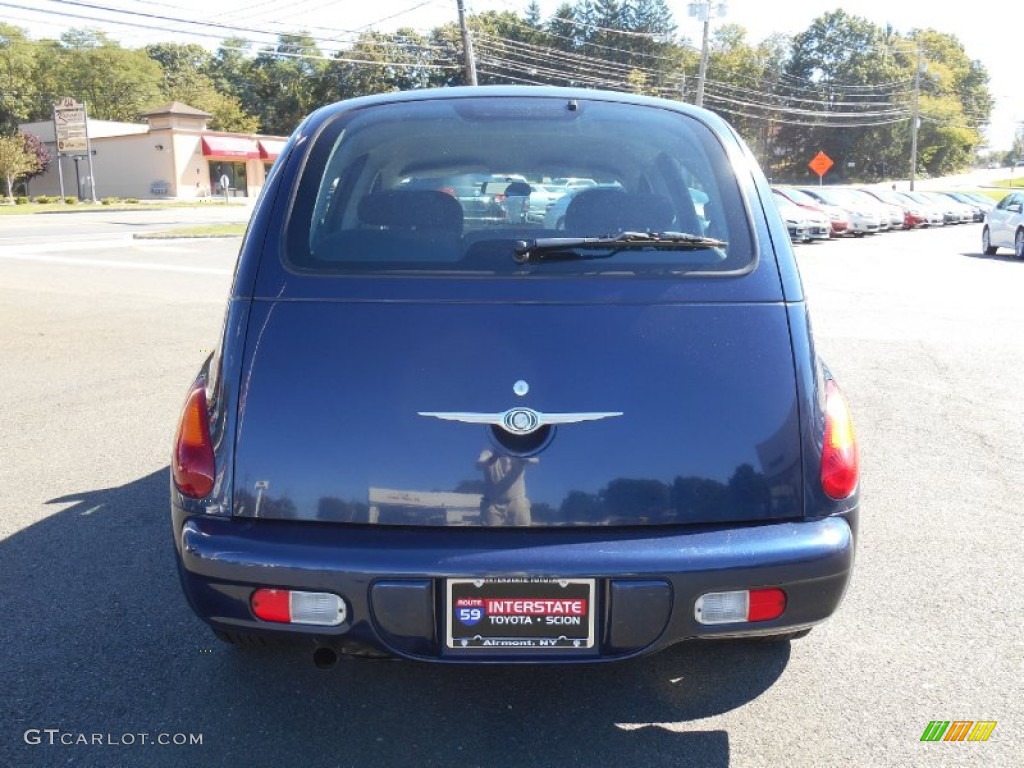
250;589;290;623
748;588;787;621
821;379;859;499
695;588;787;625
172;383;215;498
251;589;347;626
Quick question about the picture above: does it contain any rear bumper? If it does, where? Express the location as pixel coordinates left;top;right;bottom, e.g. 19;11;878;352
847;216;879;234
174;512;856;662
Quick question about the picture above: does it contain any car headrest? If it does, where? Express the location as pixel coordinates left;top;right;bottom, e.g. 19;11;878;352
564;188;677;235
504;182;532;197
358;190;464;234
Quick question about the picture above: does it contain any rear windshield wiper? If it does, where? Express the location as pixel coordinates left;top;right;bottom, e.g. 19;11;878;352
513;231;728;263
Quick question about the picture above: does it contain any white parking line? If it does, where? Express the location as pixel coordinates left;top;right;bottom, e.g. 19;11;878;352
0;252;231;275
0;237;158;252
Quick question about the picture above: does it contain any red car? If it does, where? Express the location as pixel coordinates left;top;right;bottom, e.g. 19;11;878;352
857;188;921;229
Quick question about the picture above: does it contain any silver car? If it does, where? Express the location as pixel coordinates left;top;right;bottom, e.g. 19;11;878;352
799;187;881;236
982;192;1024;258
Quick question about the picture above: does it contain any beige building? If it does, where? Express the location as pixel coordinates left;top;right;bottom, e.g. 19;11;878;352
20;102;287;201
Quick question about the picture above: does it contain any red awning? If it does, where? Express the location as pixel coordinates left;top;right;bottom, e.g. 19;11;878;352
201;136;259;159
259;139;287;161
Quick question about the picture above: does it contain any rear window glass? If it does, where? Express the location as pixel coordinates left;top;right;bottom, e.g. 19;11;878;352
284;96;754;275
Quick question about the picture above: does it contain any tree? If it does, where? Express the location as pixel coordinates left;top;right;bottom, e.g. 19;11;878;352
317;29;440;104
0;10;997;178
547;3;586;52
19;131;50;189
44;30;164;122
0;133;37;200
0;24;38;133
249;34;329;135
698;25;789;169
774;10;907;182
144;42;259;132
208;38;256;105
900;29;992;177
769;12;992;182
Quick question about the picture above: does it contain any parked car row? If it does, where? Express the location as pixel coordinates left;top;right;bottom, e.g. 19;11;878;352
400;172;1000;255
770;185;993;243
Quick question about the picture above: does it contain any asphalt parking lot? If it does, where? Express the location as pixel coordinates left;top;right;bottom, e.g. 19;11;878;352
0;212;1021;767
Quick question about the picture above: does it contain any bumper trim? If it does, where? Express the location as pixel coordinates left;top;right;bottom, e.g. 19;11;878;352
176;513;855;660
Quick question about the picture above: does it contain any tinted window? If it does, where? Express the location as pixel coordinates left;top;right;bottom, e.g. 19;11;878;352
284;96;754;275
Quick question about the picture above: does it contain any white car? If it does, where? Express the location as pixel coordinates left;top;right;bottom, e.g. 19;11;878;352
857;189;906;229
843;189;893;231
774;186;849;237
982;192;1024;258
799;187;882;236
549;177;597;190
919;191;971;225
544;188;581;230
772;193;813;242
772;191;828;241
526;184;568;223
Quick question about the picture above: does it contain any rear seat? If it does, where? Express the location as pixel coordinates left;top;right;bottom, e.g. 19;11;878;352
313;190;464;262
564;189;688;236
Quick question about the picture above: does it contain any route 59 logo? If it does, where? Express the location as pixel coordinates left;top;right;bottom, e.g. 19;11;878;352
455;598;485;626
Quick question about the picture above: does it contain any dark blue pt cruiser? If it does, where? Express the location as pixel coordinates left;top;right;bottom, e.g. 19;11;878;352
171;87;859;665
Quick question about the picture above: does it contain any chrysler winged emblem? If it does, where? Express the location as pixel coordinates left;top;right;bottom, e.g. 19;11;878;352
417;407;622;435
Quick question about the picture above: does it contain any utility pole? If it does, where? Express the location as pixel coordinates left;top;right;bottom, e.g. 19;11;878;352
456;0;477;86
909;43;922;191
690;1;727;108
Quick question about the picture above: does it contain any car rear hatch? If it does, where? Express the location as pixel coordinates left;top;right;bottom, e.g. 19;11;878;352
231;290;803;527
228;91;804;528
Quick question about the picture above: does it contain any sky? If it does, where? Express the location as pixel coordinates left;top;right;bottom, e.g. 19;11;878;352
4;0;1020;150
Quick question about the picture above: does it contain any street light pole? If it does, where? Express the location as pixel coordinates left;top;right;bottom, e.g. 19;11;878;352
690;1;727;108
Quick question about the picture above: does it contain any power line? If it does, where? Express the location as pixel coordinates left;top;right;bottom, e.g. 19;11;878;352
702;88;910;120
0;0;453;60
706;78;913;108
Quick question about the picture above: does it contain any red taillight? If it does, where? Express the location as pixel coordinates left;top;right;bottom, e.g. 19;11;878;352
748;588;787;621
694;588;787;624
821;379;858;499
251;589;291;623
172;383;215;498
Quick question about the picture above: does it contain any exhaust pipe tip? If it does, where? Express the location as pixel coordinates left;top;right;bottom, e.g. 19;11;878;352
313;646;338;670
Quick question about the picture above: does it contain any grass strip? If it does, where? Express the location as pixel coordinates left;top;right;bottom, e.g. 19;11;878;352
133;223;246;239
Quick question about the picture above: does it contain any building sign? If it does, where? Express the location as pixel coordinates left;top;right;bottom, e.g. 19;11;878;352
53;97;89;154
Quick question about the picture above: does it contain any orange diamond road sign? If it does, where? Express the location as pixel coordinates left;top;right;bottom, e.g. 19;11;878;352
809;151;834;178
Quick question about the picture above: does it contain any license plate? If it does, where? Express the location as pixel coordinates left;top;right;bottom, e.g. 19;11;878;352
445;578;596;651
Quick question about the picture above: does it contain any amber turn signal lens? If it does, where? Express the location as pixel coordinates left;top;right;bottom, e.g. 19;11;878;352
172;384;215;498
